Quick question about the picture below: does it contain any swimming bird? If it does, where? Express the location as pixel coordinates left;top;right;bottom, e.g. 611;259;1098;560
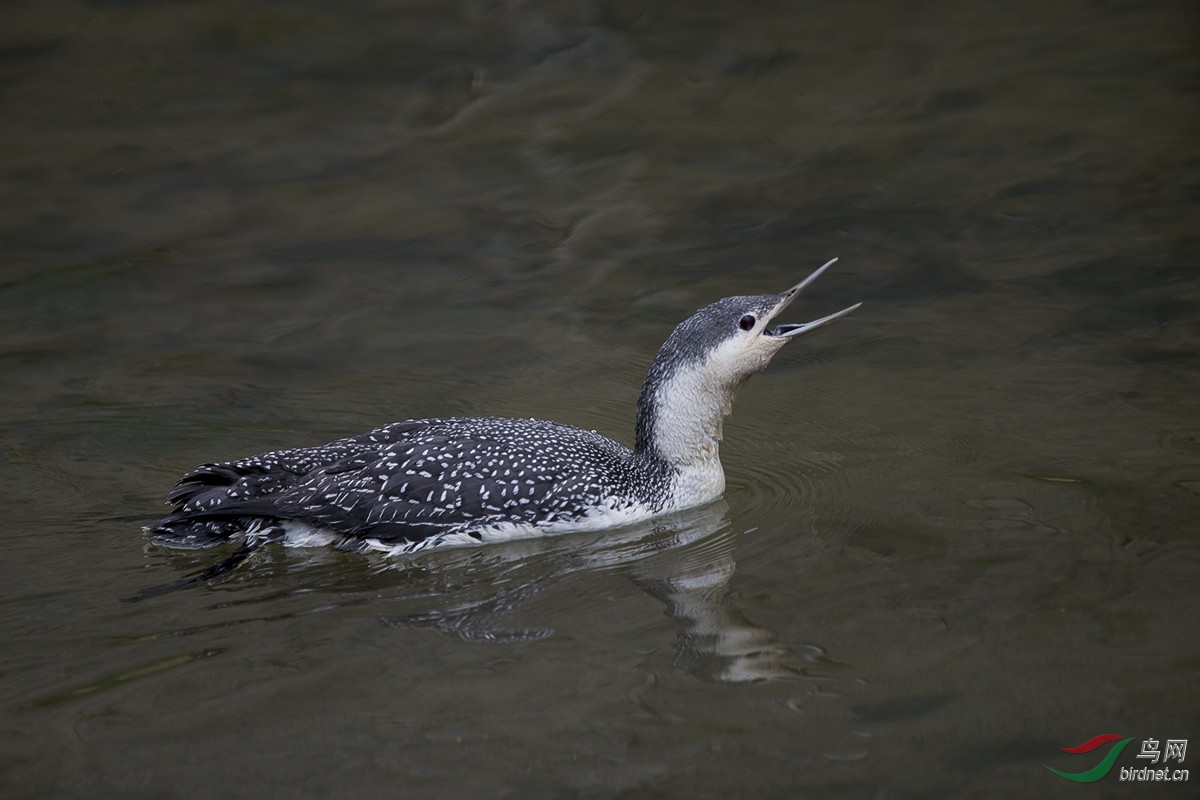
146;258;859;558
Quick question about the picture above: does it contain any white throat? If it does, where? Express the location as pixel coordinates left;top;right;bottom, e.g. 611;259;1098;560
644;359;741;509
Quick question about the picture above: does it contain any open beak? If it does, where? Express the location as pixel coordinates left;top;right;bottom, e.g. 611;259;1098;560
763;258;861;339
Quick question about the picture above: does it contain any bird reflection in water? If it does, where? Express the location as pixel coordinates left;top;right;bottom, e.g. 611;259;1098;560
380;501;800;683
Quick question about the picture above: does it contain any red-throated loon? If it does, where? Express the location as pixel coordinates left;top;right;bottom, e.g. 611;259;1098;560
146;258;859;557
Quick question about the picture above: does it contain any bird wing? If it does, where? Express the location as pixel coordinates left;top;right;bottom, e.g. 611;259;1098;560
272;425;618;541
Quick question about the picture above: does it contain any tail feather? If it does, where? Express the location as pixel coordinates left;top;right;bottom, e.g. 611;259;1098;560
163;463;244;506
144;515;267;548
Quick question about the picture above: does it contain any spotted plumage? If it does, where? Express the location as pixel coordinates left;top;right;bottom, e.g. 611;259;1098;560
147;259;858;556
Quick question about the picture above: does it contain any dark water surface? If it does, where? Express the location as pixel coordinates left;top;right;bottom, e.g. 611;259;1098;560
2;1;1197;797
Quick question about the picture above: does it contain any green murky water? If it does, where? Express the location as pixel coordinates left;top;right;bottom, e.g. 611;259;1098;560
2;1;1197;797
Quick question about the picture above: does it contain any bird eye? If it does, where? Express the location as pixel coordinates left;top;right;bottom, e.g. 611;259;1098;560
738;314;756;331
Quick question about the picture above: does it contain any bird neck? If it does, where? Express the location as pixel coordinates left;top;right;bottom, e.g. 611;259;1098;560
634;359;738;471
